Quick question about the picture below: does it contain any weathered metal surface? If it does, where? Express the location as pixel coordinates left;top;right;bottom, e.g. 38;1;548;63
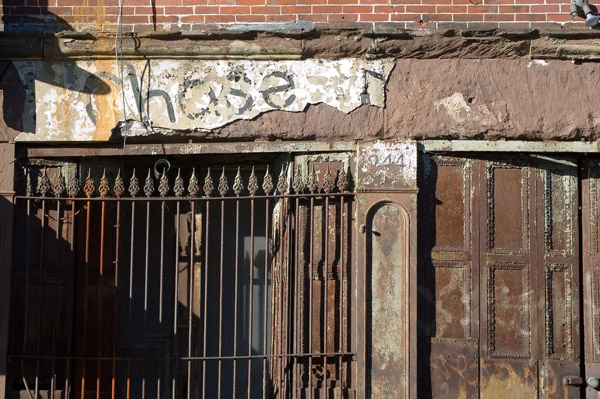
355;139;418;399
12;58;393;142
418;154;582;399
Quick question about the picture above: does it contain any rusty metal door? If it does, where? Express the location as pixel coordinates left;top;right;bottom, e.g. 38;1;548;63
419;154;582;399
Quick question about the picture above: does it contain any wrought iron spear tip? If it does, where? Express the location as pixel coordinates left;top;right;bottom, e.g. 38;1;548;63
99;168;110;198
308;165;318;194
174;167;185;197
128;168;140;197
276;166;288;195
203;167;214;197
292;166;304;194
188;167;200;197
233;166;244;196
262;165;274;196
83;169;95;198
144;168;155;197
248;166;259;196
322;164;335;194
52;169;66;198
114;169;125;198
337;167;349;193
218;166;229;197
158;167;169;198
67;172;81;198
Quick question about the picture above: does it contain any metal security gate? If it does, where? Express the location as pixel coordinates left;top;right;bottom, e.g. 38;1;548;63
7;154;356;399
418;154;583;399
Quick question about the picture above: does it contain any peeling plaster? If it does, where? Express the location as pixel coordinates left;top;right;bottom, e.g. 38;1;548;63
13;58;394;142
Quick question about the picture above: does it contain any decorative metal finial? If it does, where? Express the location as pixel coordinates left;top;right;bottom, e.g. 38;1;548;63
188;168;199;197
292;166;304;194
218;167;229;197
337;167;349;192
262;165;273;195
83;169;95;198
99;169;110;198
25;168;33;197
129;169;139;197
322;165;335;194
203;168;214;197
67;172;81;198
307;165;318;194
144;169;155;197
174;168;185;197
248;166;259;196
276;167;288;195
113;169;125;198
52;169;66;198
158;168;169;198
37;167;51;197
233;167;244;196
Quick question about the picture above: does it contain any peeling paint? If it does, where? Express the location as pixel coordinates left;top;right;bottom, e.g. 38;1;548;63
357;141;417;191
13;58;394;142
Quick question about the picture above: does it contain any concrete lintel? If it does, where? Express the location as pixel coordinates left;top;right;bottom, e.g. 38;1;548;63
419;140;600;153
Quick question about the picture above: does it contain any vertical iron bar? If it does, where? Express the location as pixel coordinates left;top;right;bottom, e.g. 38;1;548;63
323;196;329;399
81;199;91;399
187;201;196;399
293;195;300;399
113;200;121;399
65;200;76;399
277;199;284;398
233;198;240;398
247;198;255;399
128;200;135;397
339;196;344;392
35;199;46;399
262;196;270;399
97;200;106;399
202;200;210;399
218;197;225;398
158;200;166;399
308;196;314;399
142;200;151;399
172;201;181;399
21;198;33;399
50;200;61;399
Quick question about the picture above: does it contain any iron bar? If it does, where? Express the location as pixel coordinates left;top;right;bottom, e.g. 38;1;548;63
50;199;60;399
308;194;315;399
97;199;106;399
323;195;329;399
81;197;91;399
262;194;270;399
158;198;166;399
201;198;210;399
187;201;195;399
113;198;121;399
233;195;240;398
218;174;226;399
10;351;357;361
172;200;181;399
293;188;300;399
248;196;255;399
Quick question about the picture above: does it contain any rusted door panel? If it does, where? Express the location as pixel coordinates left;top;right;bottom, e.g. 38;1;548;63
583;160;600;399
420;154;583;399
418;155;479;399
537;160;580;399
480;360;538;398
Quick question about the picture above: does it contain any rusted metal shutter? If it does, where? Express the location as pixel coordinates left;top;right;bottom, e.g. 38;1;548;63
419;154;582;399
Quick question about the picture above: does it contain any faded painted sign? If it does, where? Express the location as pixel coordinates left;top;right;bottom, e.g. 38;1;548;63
357;140;417;191
13;58;394;142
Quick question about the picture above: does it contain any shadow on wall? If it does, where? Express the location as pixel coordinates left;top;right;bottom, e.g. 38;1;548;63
0;0;113;137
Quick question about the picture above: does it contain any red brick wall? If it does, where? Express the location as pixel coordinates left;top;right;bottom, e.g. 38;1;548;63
0;0;586;32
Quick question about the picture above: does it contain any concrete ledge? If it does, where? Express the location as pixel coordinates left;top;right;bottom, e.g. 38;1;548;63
2;27;600;60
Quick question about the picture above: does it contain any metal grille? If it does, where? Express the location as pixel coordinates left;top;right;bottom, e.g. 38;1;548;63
8;160;355;399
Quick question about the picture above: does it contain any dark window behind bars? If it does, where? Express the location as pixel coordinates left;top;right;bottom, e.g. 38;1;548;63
8;158;355;399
